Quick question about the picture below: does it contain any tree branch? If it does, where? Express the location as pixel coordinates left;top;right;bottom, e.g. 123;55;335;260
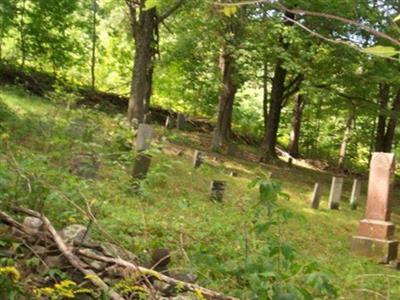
157;0;185;24
215;1;400;48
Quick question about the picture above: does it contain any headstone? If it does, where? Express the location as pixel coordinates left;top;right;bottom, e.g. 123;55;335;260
193;150;205;169
136;124;153;152
328;176;344;209
70;152;100;179
310;183;322;209
176;113;186;130
165;116;175;129
350;179;361;210
132;153;152;180
352;153;398;263
209;180;226;202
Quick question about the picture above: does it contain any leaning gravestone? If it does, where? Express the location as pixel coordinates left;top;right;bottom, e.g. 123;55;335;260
352;152;398;263
165;116;175;129
209;180;226;202
136;124;153;152
310;183;322;209
350;179;361;210
328;176;344;209
176;113;186;130
132;153;152;180
193;150;205;169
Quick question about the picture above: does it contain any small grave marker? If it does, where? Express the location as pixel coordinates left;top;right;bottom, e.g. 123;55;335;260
209;180;226;202
136;124;153;152
176;113;186;130
193;150;205;169
132;153;152;180
328;176;344;209
350;179;361;210
310;183;322;209
165;116;175;129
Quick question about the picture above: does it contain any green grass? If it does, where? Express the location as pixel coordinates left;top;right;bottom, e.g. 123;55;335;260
1;86;400;299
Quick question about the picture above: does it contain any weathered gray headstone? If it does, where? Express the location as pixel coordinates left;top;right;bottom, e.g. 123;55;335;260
165;116;175;129
328;176;344;209
209;180;226;202
132;153;152;180
176;113;186;130
136;124;153;152
310;183;322;209
193;150;205;169
350;179;361;210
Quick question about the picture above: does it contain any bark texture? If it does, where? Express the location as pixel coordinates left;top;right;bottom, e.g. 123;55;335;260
288;94;306;158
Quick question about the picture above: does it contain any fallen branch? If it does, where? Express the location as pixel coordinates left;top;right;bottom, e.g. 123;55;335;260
13;207;124;300
77;249;238;300
0;211;31;235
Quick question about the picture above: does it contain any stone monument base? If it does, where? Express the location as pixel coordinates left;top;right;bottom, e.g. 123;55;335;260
352;236;398;263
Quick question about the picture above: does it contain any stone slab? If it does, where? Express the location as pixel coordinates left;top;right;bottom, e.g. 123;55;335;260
136;124;153;152
310;183;322;209
132;154;152;180
328;177;344;209
350;179;361;210
352;235;398;263
358;219;395;239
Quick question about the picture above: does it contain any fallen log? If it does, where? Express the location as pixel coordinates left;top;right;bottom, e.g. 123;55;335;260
78;249;239;300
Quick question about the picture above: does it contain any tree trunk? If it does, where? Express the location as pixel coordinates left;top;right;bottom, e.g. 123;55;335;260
19;0;27;67
143;64;154;115
90;0;97;90
212;51;237;148
383;89;400;152
338;106;355;169
288;93;305;158
262;12;294;161
374;84;390;152
127;7;157;124
262;59;269;133
262;58;287;159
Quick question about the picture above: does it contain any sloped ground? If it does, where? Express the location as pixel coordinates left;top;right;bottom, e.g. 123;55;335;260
1;85;400;299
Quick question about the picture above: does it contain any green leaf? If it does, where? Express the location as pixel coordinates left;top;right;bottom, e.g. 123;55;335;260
144;0;157;11
362;46;399;58
222;6;237;17
394;14;400;22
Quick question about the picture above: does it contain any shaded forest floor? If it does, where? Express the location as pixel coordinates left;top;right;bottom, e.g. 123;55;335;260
1;85;400;299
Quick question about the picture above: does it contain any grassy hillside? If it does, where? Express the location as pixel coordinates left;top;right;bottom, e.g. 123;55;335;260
1;86;400;299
